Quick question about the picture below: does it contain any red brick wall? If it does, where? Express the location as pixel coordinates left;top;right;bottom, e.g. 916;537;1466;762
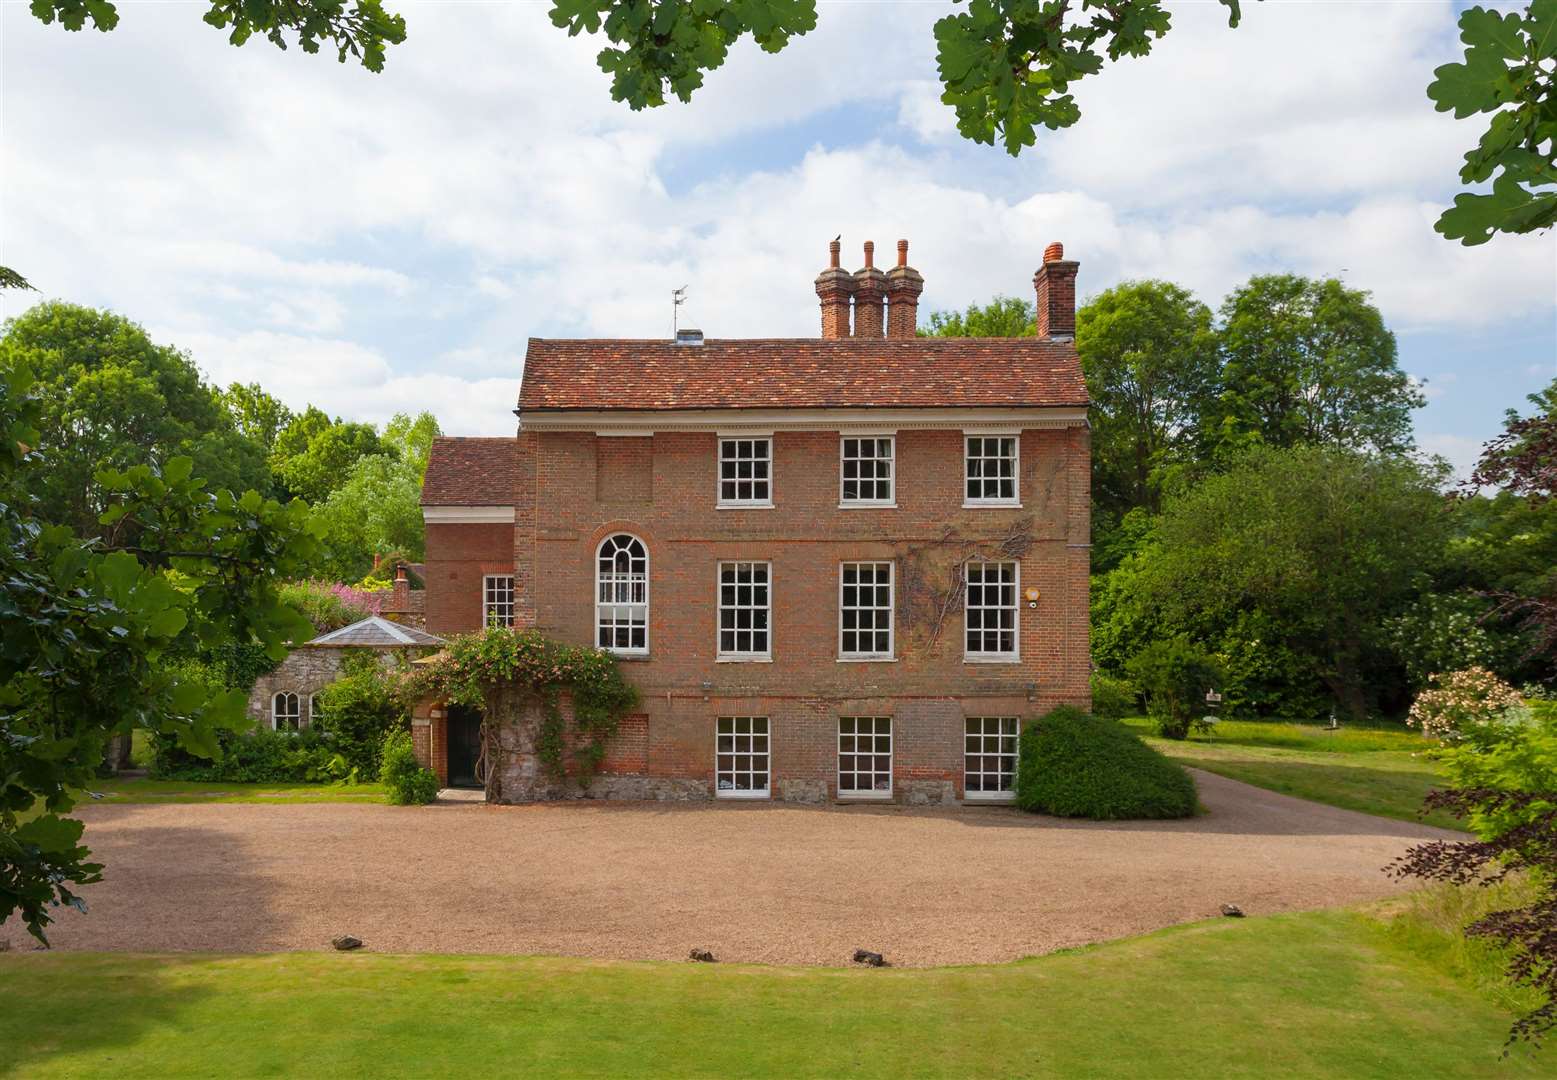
424;521;515;636
428;422;1092;800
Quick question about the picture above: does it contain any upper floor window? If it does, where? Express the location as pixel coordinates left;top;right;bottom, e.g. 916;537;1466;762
596;534;648;654
839;561;894;660
718;561;771;660
718;437;772;506
483;574;515;627
840;435;895;506
965;560;1019;661
272;691;301;732
965;434;1019;506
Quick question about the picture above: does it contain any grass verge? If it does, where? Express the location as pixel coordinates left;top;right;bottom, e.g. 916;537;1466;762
81;778;387;804
0;904;1546;1079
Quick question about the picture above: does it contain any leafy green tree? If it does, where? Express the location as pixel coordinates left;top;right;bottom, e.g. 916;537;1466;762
1429;3;1557;245
919;295;1035;338
1076;280;1217;516
220;382;294;457
1;353;322;943
0;302;268;537
270;406;391;504
310;411;439;580
1210;275;1422;457
1131;446;1451;719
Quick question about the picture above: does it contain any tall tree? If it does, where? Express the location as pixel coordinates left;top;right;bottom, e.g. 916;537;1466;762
1211;275;1422;456
270;406;391;505
919;296;1035;338
313;411;441;580
1075;280;1217;516
220;382;294;457
0;302;268;537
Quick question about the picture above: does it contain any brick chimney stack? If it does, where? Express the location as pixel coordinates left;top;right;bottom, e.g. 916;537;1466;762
852;240;887;339
1033;241;1079;340
885;239;924;340
815;237;856;339
392;562;410;611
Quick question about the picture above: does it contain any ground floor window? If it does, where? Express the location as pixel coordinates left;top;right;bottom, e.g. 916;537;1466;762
716;717;769;797
838;717;892;798
272;691;301;732
965;717;1018;799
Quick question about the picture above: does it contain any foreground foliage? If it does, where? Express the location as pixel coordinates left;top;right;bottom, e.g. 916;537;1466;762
1;907;1547;1078
1015;706;1195;819
380;730;437;805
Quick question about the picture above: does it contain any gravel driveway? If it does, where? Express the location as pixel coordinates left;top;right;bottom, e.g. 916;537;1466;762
15;770;1458;966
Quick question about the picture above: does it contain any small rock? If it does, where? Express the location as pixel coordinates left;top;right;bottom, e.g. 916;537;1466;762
852;949;888;967
688;949;717;963
331;935;364;951
1220;904;1245;918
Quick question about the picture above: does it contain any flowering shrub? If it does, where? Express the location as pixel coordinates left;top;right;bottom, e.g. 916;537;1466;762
1407;667;1525;743
277;579;379;635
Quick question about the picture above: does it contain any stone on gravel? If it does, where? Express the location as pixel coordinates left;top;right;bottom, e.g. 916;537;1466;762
853;949;888;967
1220;904;1245;918
331;935;364;951
688;949;717;963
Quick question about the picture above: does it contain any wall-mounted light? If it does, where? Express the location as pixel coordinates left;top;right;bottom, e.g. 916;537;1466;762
1024;586;1040;608
700;679;712;702
1025;681;1038;701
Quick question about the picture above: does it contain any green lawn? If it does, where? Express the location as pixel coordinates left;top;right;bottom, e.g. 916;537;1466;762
1123;717;1463;831
1;905;1544;1078
82;778;387;804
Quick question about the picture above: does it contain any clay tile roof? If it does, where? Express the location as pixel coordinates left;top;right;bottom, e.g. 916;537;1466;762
421;437;517;506
517;338;1089;412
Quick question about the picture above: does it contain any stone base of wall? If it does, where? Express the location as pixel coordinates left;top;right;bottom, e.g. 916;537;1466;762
776;778;828;804
902;779;957;806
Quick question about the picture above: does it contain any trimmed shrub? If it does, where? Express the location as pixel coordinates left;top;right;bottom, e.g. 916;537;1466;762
380;729;438;805
153;728;351;783
312;654;408;777
1014;705;1196;820
1128;637;1224;739
1089;671;1137;720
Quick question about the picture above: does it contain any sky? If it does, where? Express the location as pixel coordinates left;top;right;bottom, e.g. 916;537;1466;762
2;0;1554;478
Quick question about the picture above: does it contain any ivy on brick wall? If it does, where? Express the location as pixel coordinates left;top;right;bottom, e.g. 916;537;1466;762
411;628;638;790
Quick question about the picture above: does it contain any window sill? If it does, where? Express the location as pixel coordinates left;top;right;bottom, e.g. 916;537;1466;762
838;792;894;802
962;501;1022;509
837;656;897;664
964;792;1017;804
716;655;772;663
716;502;775;510
838;502;897;510
607;651;651;661
964;655;1021;665
715;790;771;800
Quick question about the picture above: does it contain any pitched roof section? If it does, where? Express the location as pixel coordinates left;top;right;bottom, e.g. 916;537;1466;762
517;338;1089;412
306;616;445;648
421;437;517;506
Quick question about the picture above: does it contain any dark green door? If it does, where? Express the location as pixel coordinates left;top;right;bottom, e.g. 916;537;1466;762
447;706;483;789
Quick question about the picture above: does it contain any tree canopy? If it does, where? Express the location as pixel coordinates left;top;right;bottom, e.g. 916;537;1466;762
270;406;392;505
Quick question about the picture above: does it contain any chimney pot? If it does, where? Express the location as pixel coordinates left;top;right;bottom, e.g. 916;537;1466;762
815;239;857;339
885;238;925;340
897;239;908;267
1033;240;1079;340
863;240;875;269
1043;241;1065;264
829;238;841;269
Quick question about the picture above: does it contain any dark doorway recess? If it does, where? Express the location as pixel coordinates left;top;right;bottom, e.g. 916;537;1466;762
446;704;484;789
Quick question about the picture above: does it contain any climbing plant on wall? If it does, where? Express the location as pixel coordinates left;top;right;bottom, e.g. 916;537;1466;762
411;628;638;796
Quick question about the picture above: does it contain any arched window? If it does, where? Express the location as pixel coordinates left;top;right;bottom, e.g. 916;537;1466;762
272;691;301;732
596;533;648;654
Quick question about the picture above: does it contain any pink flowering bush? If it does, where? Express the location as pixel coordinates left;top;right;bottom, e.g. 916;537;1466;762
278;580;378;636
1407;667;1526;743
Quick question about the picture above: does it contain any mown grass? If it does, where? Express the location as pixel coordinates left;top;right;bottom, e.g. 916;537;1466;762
81;778;387;804
1122;717;1462;830
1;900;1545;1079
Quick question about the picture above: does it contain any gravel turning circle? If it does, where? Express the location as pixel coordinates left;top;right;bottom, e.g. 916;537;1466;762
16;770;1459;966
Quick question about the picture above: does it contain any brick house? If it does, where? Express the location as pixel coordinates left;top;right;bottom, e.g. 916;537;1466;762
415;239;1091;803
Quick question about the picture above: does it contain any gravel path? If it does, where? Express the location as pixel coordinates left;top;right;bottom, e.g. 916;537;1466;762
13;770;1459;966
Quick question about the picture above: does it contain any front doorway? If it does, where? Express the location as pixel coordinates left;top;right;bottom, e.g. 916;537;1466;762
446;704;485;789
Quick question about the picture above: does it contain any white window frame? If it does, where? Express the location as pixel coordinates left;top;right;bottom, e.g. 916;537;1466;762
716;435;774;508
715;716;770;799
307;692;321;728
595;534;649;656
964;717;1019;802
716;560;772;662
272;691;301;733
963;432;1021;507
839;434;896;508
964;559;1020;662
483;574;515;627
837;716;893;800
838;561;895;661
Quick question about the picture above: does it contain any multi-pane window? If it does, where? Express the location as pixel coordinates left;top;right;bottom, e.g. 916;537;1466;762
965;717;1019;799
718;437;772;505
272;691;301;732
308;693;321;728
483;574;515;627
965;560;1019;659
718;561;771;659
965;435;1019;504
838;717;892;798
840;436;895;505
596;534;648;654
715;716;770;797
839;561;894;659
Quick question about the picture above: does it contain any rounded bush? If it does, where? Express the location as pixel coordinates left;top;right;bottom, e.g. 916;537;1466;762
380;729;439;806
1014;705;1197;820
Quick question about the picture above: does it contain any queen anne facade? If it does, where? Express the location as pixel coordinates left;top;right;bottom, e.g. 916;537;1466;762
415;239;1092;804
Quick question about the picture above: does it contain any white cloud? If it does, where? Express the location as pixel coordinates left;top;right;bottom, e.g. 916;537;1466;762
1419;432;1485;483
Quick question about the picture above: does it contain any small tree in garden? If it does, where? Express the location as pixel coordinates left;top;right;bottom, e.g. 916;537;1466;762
313;652;411;778
1128;638;1222;739
380;730;437;806
1407;667;1527;743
